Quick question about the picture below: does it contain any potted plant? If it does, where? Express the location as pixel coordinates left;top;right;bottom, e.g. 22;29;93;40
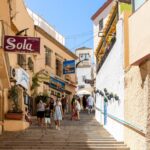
5;85;23;120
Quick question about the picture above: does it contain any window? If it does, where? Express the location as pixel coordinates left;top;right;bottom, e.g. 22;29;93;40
79;53;89;61
45;46;52;67
133;0;146;11
56;59;62;77
99;19;103;31
82;75;86;82
17;54;26;69
85;53;90;60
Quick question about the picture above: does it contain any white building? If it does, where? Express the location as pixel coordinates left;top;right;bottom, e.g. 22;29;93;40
75;47;94;96
91;0;131;141
27;8;65;45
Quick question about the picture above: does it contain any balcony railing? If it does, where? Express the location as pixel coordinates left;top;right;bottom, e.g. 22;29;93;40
96;2;118;73
96;36;116;73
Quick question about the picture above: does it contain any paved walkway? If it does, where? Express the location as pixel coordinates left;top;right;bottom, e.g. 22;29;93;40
0;111;129;150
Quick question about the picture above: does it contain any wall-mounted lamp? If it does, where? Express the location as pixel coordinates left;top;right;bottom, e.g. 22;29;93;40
76;58;88;68
16;28;29;36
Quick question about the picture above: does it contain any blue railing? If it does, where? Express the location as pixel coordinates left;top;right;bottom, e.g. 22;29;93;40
95;107;146;137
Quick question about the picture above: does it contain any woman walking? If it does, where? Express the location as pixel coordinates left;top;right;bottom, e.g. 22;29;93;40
54;99;62;130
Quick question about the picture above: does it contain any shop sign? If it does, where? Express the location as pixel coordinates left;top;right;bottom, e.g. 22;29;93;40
4;35;40;53
50;77;65;91
16;68;29;90
63;60;75;74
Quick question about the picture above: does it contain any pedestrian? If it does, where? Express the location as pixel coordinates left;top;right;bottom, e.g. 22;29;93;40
49;97;54;118
75;99;81;120
44;103;51;129
54;99;62;130
37;100;45;127
61;95;67;118
82;95;87;111
87;95;94;114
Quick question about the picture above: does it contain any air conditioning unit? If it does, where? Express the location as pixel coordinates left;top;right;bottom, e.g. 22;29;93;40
9;66;16;79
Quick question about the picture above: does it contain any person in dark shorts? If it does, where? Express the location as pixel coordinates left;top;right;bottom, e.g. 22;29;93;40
37;100;45;127
44;103;51;129
82;95;87;111
49;97;54;118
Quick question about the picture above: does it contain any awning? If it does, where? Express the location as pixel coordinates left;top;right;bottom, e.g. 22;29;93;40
77;89;91;95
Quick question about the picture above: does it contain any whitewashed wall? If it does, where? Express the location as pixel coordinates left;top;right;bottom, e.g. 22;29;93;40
95;18;124;141
77;67;92;88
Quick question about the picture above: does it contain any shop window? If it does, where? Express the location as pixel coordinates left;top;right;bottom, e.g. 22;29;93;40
17;54;26;69
45;46;52;67
56;59;62;77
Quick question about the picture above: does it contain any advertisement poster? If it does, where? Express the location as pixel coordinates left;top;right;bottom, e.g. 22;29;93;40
50;77;65;91
16;68;29;90
63;60;75;74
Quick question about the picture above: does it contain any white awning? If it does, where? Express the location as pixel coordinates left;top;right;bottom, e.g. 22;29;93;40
77;89;91;95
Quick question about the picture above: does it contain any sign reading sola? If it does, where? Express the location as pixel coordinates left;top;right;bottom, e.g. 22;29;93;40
4;35;40;53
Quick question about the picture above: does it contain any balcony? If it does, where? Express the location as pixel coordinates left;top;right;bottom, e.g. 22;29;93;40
129;0;150;65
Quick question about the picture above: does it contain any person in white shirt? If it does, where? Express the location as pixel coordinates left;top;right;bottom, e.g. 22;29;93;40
87;95;94;114
75;99;81;120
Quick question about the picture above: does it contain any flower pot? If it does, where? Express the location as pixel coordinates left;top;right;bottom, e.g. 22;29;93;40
5;112;23;120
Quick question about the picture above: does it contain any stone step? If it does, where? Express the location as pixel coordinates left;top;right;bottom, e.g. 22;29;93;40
0;147;130;150
0;113;129;150
0;141;124;144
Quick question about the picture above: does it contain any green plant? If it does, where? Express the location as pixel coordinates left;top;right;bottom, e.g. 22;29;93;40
104;88;107;93
31;75;40;90
104;97;108;102
114;94;119;101
8;85;22;113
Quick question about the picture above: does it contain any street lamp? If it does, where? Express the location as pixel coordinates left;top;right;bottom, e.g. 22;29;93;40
76;58;88;68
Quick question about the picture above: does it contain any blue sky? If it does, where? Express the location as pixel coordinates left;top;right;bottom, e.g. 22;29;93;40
25;0;105;52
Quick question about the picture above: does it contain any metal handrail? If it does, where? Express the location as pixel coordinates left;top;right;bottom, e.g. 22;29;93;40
95;107;146;137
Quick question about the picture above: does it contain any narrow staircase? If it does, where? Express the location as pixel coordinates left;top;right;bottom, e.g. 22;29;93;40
0;112;129;150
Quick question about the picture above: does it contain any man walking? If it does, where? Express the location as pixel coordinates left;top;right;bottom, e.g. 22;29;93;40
87;95;94;114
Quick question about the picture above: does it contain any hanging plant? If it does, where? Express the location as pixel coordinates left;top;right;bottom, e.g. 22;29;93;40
107;94;111;100
99;90;104;96
105;92;109;98
104;88;107;93
31;75;40;90
95;90;99;94
104;97;108;103
109;93;114;99
114;94;119;101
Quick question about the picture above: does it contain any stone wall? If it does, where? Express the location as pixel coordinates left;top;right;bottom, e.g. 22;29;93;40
124;61;150;150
